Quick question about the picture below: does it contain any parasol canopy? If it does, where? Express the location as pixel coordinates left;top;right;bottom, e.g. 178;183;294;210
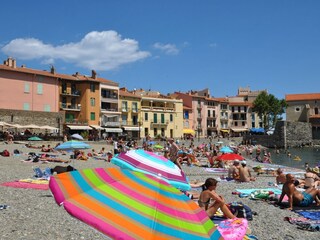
49;168;222;240
216;153;245;161
111;149;190;191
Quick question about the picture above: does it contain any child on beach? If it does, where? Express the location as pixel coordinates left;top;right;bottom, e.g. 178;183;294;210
198;178;235;219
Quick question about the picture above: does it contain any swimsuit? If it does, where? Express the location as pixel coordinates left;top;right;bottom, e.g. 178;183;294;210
298;192;314;207
198;198;210;208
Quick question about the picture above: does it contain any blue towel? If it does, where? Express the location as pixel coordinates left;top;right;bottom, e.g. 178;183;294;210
236;188;282;195
295;210;320;220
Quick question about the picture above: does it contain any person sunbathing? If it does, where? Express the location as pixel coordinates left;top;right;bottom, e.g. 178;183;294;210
76;151;88;161
278;174;320;210
227;160;240;180
198;178;235;219
304;168;320;189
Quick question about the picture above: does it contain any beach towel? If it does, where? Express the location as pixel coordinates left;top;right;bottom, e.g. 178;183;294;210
285;217;320;231
1;181;49;190
205;168;228;173
236;188;282;195
295;210;320;220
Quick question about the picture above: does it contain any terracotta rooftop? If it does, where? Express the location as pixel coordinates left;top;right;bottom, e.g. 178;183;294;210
119;90;142;98
285;93;320;102
309;114;320;119
0;63;118;85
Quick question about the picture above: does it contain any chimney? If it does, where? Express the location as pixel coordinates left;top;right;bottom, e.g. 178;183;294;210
50;65;55;74
91;70;97;79
4;57;16;68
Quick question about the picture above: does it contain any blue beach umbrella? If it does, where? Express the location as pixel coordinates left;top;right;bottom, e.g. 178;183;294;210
220;146;233;153
55;140;90;151
28;136;43;141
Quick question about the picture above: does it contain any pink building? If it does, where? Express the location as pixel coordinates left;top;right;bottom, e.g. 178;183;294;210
0;58;60;112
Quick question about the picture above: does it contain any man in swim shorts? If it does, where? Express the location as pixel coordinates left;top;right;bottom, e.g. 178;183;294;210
278;174;320;210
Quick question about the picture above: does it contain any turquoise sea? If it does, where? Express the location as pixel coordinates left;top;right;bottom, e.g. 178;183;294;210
269;147;320;170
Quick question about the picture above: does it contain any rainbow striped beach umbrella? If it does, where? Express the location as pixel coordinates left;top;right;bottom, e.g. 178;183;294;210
111;149;190;191
49;168;222;240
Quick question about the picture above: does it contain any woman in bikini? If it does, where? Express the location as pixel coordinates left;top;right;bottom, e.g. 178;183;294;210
198;178;235;219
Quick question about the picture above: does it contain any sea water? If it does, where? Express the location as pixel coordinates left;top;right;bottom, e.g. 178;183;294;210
268;147;320;169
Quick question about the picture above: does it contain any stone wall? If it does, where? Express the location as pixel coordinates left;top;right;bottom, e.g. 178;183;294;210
0;109;64;135
243;121;313;148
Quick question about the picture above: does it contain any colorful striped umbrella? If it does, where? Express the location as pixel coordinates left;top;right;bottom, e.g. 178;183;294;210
111;149;190;191
49;168;222;240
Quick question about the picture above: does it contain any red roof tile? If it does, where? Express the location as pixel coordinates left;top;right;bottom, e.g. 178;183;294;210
285;93;320;101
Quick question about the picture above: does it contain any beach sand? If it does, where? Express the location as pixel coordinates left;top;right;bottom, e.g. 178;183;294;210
0;140;319;240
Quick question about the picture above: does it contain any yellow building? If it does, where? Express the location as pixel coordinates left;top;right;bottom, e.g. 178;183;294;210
135;89;183;139
119;88;142;139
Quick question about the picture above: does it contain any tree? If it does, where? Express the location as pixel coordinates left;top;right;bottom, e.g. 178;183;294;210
252;92;287;129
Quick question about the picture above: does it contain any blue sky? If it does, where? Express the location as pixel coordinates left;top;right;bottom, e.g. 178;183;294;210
1;1;320;99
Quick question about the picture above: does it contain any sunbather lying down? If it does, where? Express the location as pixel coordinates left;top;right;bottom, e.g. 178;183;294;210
51;165;76;174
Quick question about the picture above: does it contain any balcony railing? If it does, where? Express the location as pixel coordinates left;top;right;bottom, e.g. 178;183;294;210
65;119;88;125
141;105;175;112
102;121;121;127
121;121;140;126
60;103;81;111
151;120;169;126
61;90;81;96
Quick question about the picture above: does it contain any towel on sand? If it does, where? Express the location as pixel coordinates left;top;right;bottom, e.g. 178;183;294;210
295;210;320;220
1;180;49;190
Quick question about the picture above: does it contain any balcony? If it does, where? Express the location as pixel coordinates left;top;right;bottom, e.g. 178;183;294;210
103;121;121;127
141;105;175;112
121;121;140;126
120;107;130;113
101;108;121;114
207;116;216;120
60;103;81;111
151;120;169;126
61;90;81;96
101;94;118;103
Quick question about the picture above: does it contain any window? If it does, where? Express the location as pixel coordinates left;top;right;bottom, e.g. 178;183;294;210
122;101;128;111
24;83;30;93
23;103;30;110
122;115;127;125
231;107;234;112
132;102;138;112
153;113;158;123
154;128;158;136
161;114;165;123
184;110;189;119
295;107;301;112
315;108;319;115
144;112;148;121
90;83;95;92
170;114;173;122
44;104;51;112
90;98;95;107
37;84;43;94
90;112;95;120
208;110;211;117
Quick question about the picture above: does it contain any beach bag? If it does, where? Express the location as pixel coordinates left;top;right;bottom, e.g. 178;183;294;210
2;149;10;157
229;202;253;221
250;190;272;200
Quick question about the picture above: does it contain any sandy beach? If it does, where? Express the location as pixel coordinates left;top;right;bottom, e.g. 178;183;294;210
0;140;319;240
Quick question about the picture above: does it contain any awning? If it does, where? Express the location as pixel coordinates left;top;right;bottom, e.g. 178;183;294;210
67;125;92;130
90;125;104;130
103;128;123;133
183;129;195;135
123;126;141;131
220;129;230;133
231;128;248;132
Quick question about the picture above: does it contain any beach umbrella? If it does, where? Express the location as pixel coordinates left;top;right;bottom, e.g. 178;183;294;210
216;153;245;161
55;140;90;152
220;146;233;153
111;149;190;191
28;136;42;141
153;144;164;149
71;133;84;140
49;167;221;240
